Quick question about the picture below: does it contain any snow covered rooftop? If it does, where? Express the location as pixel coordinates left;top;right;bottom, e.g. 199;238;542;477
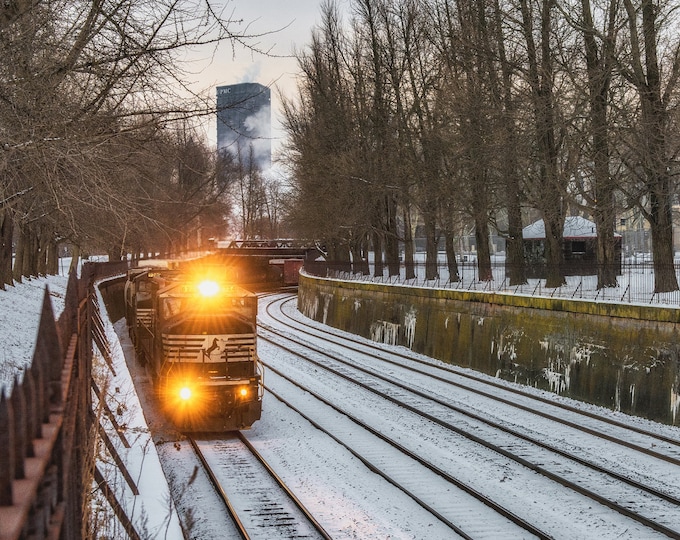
523;216;621;240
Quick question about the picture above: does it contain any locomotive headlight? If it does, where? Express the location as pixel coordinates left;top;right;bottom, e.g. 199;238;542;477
237;386;249;400
179;386;192;401
198;280;220;297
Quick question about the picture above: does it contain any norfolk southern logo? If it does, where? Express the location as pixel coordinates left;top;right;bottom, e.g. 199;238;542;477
200;335;228;361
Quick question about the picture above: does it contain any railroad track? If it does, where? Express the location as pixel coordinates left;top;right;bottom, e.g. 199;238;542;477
189;433;332;540
264;296;680;455
257;292;680;539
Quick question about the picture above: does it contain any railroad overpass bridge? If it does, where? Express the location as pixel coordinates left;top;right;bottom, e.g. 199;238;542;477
204;239;323;288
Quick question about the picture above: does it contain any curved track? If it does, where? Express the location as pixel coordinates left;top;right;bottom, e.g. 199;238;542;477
257;292;680;539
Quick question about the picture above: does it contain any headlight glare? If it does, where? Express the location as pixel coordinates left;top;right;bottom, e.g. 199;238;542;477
198;280;220;297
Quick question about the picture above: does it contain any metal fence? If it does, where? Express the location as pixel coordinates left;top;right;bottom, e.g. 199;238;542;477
304;259;680;306
0;260;129;540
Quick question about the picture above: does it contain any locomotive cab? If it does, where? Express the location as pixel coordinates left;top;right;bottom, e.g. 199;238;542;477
124;265;176;350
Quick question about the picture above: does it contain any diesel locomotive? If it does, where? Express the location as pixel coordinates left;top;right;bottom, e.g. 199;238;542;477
125;263;263;431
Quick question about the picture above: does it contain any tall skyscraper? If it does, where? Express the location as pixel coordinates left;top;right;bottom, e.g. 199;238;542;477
216;83;272;170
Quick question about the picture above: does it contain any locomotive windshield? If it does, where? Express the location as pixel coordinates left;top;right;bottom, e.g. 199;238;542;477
162;297;189;319
159;288;257;323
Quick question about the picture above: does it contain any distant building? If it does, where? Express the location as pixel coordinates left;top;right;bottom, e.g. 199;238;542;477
216;83;271;169
523;216;622;276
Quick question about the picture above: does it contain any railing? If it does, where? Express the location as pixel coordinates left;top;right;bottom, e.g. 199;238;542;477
304;258;680;307
0;260;129;540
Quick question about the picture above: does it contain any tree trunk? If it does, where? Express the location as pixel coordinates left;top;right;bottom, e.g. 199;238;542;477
372;230;384;277
475;216;493;281
37;226;51;276
621;0;679;292
329;239;351;274
506;197;527;286
14;223;38;280
384;194;400;277
350;237;369;275
27;226;38;278
69;245;80;275
492;0;526;286
0;210;13;289
46;239;58;275
519;0;565;288
403;206;416;280
649;186;678;293
580;0;618;289
107;247;118;261
444;232;460;282
594;204;618;289
12;223;25;283
543;214;565;288
424;213;438;280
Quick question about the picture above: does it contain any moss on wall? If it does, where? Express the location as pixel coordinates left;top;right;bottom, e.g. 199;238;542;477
298;274;680;426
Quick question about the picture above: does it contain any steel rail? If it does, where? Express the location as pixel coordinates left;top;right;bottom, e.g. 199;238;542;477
260;317;680;506
262;371;549;540
235;432;334;540
188;437;250;540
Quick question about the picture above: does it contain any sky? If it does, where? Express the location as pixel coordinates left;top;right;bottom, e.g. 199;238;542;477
186;0;351;155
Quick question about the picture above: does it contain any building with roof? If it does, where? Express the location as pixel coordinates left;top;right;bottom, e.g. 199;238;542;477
216;82;271;170
523;216;622;276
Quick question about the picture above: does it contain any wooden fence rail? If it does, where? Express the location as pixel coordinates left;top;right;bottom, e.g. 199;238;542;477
0;261;129;540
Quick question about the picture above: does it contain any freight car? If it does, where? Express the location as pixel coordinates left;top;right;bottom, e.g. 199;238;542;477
125;265;263;431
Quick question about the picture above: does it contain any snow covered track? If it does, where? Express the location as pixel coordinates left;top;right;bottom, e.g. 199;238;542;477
190;433;332;540
257;293;680;539
264;376;543;539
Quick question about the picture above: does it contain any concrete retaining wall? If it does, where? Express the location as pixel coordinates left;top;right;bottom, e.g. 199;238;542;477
297;273;680;426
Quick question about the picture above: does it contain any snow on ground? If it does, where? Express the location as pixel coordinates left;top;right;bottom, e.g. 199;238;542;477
92;284;184;539
258;295;680;539
0;256;108;395
333;252;680;306
0;272;182;539
0;275;68;395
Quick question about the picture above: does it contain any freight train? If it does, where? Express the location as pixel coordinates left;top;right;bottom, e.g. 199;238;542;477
124;263;263;431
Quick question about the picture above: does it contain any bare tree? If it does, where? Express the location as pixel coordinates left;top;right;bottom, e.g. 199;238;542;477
0;0;268;282
617;0;680;292
351;0;403;277
281;2;367;270
434;0;501;282
488;0;529;286
283;0;680;295
560;0;621;289
232;146;266;240
517;0;572;288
